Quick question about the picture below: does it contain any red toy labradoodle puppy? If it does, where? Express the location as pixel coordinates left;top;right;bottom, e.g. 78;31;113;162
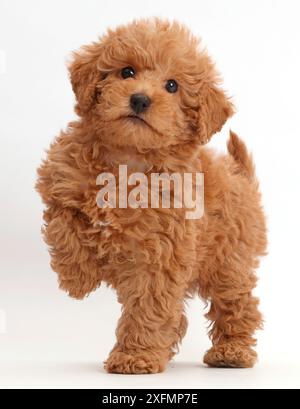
36;18;267;373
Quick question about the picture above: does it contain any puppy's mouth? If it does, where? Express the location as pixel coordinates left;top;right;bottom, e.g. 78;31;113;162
126;115;150;127
122;115;160;135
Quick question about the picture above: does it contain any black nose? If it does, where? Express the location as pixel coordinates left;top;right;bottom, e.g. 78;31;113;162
130;93;151;115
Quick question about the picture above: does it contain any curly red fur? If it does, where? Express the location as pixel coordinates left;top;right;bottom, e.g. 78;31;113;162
36;18;267;373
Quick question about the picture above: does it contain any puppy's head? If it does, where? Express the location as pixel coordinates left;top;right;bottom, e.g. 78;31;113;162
69;19;234;150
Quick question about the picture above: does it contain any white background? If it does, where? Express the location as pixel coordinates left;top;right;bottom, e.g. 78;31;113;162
1;0;300;389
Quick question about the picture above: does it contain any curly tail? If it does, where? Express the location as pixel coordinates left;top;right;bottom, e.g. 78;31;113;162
227;130;256;181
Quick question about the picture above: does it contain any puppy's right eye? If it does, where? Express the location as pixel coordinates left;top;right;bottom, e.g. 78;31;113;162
121;66;136;79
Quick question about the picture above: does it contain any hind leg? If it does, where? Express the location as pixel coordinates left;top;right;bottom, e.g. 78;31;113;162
203;264;262;368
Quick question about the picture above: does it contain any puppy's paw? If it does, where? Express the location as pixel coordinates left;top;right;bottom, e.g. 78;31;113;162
203;343;257;368
58;275;101;300
104;350;166;374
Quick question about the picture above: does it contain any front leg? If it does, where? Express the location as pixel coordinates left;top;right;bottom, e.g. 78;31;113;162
105;268;187;374
43;206;103;299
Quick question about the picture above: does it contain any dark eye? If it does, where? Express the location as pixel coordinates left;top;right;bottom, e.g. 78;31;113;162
121;66;135;79
165;79;178;93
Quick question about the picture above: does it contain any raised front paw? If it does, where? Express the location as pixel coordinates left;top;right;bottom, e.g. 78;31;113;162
104;350;166;374
58;275;101;299
204;343;257;368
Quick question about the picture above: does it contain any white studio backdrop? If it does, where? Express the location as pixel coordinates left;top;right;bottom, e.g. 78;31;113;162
0;0;300;388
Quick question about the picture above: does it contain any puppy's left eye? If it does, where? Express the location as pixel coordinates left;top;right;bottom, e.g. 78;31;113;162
121;66;136;79
165;79;178;93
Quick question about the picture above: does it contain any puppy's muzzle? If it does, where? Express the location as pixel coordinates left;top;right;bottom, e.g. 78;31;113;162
130;93;151;115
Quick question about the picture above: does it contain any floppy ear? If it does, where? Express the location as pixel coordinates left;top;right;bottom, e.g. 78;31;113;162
68;45;101;115
198;83;234;144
